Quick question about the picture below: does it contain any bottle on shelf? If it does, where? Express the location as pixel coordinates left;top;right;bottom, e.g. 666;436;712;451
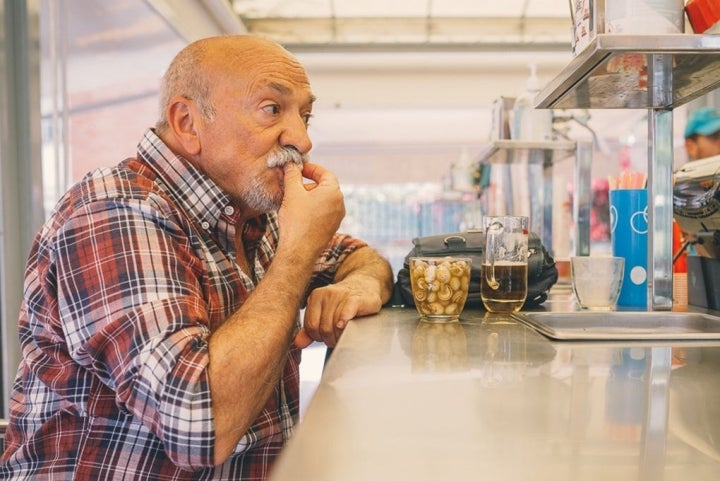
510;63;553;142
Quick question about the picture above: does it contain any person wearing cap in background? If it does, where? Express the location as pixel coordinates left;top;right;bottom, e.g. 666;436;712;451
684;106;720;161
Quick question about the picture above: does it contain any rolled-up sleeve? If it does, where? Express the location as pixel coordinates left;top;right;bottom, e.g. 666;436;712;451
51;197;217;468
305;233;368;291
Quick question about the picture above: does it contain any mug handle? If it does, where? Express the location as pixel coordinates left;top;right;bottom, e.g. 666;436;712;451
485;220;504;290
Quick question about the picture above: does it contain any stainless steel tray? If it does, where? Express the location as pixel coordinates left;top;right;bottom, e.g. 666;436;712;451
511;311;720;341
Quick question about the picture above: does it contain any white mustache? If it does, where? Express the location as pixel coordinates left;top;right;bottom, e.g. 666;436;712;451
266;147;309;168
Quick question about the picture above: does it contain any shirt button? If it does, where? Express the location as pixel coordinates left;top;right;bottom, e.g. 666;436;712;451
201;221;210;230
224;206;235;216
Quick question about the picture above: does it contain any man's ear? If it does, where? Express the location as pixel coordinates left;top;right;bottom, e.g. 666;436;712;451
166;96;201;155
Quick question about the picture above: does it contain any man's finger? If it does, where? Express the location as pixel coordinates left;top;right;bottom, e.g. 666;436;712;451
301;162;337;186
282;162;304;185
293;327;314;349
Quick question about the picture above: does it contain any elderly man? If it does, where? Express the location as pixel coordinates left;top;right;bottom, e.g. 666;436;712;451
1;35;393;480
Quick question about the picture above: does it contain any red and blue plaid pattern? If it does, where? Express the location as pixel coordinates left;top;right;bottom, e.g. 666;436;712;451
1;129;364;480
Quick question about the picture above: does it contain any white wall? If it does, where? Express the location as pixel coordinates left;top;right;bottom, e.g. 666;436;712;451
296;49;668;185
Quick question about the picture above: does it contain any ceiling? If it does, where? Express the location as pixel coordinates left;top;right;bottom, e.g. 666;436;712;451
147;0;576;53
228;0;574;52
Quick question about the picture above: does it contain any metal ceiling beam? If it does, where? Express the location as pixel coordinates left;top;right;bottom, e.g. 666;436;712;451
242;16;573;52
282;41;573;54
145;0;247;42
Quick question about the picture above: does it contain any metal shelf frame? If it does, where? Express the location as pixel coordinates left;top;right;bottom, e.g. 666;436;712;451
476;140;593;259
536;34;720;310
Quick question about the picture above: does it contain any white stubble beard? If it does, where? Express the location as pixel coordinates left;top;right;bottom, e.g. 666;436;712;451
243;147;309;212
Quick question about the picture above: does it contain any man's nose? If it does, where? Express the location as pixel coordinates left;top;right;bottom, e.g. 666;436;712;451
280;115;312;153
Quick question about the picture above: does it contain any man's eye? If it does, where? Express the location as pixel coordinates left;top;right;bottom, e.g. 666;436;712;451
262;104;280;115
302;113;313;125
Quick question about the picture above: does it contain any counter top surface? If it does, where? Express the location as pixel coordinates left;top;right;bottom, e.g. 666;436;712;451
270;296;720;481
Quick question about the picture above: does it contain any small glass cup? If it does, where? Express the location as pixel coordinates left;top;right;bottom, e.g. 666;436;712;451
571;256;625;311
409;257;471;321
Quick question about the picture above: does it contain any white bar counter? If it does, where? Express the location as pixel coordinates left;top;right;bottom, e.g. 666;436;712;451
270;304;720;481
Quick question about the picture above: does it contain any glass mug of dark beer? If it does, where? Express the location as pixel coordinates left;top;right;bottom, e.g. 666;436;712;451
481;216;529;313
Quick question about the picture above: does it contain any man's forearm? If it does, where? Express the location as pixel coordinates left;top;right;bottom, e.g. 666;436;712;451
333;246;394;304
208;250;318;464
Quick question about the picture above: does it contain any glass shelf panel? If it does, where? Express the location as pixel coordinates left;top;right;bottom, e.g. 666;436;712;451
476;140;577;165
536;34;720;110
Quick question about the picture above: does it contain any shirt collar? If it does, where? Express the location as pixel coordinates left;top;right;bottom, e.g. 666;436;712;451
137;129;233;232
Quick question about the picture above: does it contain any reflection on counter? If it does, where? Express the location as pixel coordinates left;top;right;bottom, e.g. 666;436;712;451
407;313;556;383
273;309;720;481
411;319;468;373
475;314;533;387
606;347;646;442
668;347;720;463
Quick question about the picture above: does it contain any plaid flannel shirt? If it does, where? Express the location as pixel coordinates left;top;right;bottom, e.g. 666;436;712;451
1;129;365;480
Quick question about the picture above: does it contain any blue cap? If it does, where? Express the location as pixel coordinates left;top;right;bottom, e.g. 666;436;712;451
684;107;720;138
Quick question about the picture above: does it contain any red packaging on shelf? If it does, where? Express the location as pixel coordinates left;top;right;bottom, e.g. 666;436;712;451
686;0;720;33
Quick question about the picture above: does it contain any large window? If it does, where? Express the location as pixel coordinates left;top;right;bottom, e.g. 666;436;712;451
39;0;185;210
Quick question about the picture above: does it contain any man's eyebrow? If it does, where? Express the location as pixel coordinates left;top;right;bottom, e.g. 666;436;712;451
269;81;316;105
269;82;290;95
